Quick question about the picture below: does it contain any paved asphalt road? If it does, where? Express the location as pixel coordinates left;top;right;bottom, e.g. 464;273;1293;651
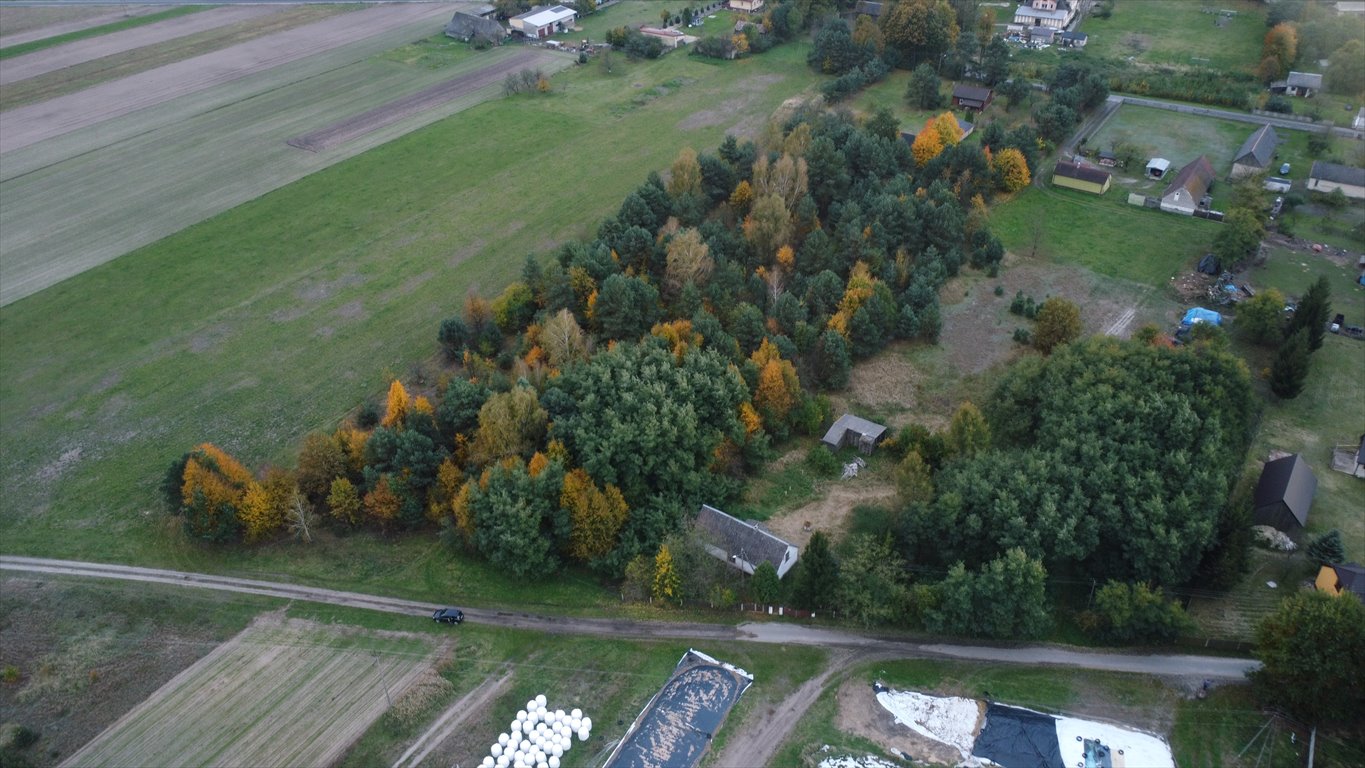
1;555;1260;679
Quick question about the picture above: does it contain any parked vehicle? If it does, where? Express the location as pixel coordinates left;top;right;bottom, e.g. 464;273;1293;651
1331;313;1344;333
432;608;465;624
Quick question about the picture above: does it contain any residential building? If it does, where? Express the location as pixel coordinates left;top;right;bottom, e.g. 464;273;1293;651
1307;161;1365;199
695;504;799;578
1012;0;1076;29
729;0;765;12
1057;30;1088;48
1230;124;1279;179
1270;71;1324;97
639;26;689;48
1052;161;1112;195
1159;155;1214;215
952;84;993;111
509;5;577;38
1252;453;1317;533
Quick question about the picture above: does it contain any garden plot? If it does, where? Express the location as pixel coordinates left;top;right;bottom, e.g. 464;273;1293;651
60;616;440;768
604;649;753;768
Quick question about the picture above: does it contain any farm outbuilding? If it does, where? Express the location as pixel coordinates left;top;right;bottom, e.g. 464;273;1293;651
822;413;888;454
1270;71;1323;97
638;26;690;48
1316;563;1365;600
444;12;507;44
1052;161;1111;194
1307;161;1365;200
951;83;993;111
1252;453;1317;532
509;5;577;38
1159;155;1214;215
1230;124;1279;179
1012;0;1077;29
1146;157;1171;179
695;504;799;578
1057;30;1087;48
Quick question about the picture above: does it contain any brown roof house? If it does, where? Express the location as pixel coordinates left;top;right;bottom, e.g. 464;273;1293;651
952;83;993;111
1053;160;1111;195
695;504;799;578
1230;124;1279;179
1253;453;1318;532
1316;563;1365;601
1159;155;1215;215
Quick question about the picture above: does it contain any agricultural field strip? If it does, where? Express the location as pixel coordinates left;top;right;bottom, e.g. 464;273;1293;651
392;669;515;768
0;22;542;306
0;5;164;48
289;48;563;152
0;2;455;154
0;5;282;86
61;620;438;768
0;557;1262;680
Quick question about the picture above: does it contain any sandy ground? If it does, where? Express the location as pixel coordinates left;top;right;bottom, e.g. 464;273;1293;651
60;615;440;768
0;3;453;154
0;6;163;47
764;481;897;550
0;6;284;86
290;49;562;153
833;678;968;767
393;669;514;768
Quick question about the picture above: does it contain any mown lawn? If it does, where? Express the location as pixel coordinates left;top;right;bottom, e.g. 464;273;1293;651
1076;0;1266;73
990;183;1219;285
1089;104;1251;172
0;33;822;600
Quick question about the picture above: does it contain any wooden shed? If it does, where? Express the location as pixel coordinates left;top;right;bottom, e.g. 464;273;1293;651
1052;161;1111;195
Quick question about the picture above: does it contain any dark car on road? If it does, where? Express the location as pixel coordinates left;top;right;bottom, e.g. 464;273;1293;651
432;608;465;624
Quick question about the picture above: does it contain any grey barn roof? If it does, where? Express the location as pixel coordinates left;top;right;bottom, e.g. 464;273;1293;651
1054;160;1111;185
1286;71;1323;89
1162;155;1214;199
445;11;506;42
822;413;888;448
695;504;799;578
1309;161;1365;187
1233;124;1278;168
952;83;993;103
1253;453;1317;530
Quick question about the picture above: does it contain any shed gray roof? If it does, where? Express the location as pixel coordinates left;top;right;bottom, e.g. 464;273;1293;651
1309;161;1365;187
445;11;506;41
1331;563;1365;600
695;504;798;578
1058;30;1087;41
821;413;888;447
1286;71;1323;89
1162;155;1214;200
952;84;993;103
1233;124;1278;168
1253;453;1317;528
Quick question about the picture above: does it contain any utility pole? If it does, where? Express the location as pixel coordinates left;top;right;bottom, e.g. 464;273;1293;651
1307;725;1317;768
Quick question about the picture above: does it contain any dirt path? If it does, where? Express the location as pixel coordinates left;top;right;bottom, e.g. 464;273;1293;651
0;556;1261;680
0;6;282;86
0;3;452;154
0;6;163;48
393;669;514;768
710;650;870;768
764;481;897;549
289;49;563;153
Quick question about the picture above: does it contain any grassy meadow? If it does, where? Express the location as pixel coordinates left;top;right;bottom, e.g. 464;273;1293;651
0;28;822;598
1076;0;1266;73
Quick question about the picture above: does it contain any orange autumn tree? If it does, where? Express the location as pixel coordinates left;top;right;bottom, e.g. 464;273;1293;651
426;457;463;523
238;468;297;543
382;379;410;428
561;468;629;562
651;319;702;360
993;147;1031;192
180;443;255;542
363;475;401;529
911;128;945;167
750;339;802;432
827;262;878;337
929;111;964;147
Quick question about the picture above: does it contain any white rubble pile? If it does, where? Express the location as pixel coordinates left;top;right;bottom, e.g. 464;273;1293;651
1252;525;1297;551
479;694;592;768
1054;715;1174;768
876;690;980;759
817;751;899;768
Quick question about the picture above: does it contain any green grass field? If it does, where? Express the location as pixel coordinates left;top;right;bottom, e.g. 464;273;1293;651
1076;0;1266;73
1090;104;1252;173
0;35;822;602
990;184;1219;285
0;5;203;59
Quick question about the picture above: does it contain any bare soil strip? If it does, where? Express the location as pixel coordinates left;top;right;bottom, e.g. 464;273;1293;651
288;49;560;153
0;6;162;48
0;3;452;154
60;616;438;768
0;6;282;86
393;669;515;768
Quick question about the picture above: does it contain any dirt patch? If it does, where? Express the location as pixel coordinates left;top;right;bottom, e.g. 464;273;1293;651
35;446;81;482
676;73;784;131
0;3;452;154
288;49;561;153
0;6;283;87
764;480;896;549
833;678;971;766
188;323;232;353
335;300;367;320
843;353;924;429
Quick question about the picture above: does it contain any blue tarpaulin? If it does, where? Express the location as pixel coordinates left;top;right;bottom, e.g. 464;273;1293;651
1182;307;1222;326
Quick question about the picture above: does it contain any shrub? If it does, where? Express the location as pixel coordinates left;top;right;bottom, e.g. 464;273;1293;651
804;445;841;478
1080;581;1192;644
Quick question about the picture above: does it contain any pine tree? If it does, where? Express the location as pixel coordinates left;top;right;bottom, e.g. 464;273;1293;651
1307;529;1347;567
1288;276;1332;352
1270;328;1311;399
653;544;681;604
792;531;840;611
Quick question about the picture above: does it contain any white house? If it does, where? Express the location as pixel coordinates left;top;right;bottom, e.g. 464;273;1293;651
729;0;765;11
1013;0;1077;29
695;504;799;579
1159;156;1215;215
509;5;577;38
1307;161;1365;199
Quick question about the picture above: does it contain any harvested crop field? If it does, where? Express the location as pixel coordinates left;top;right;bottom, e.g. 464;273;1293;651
0;5;282;86
290;49;563;153
0;3;451;154
61;615;440;768
0;5;163;46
